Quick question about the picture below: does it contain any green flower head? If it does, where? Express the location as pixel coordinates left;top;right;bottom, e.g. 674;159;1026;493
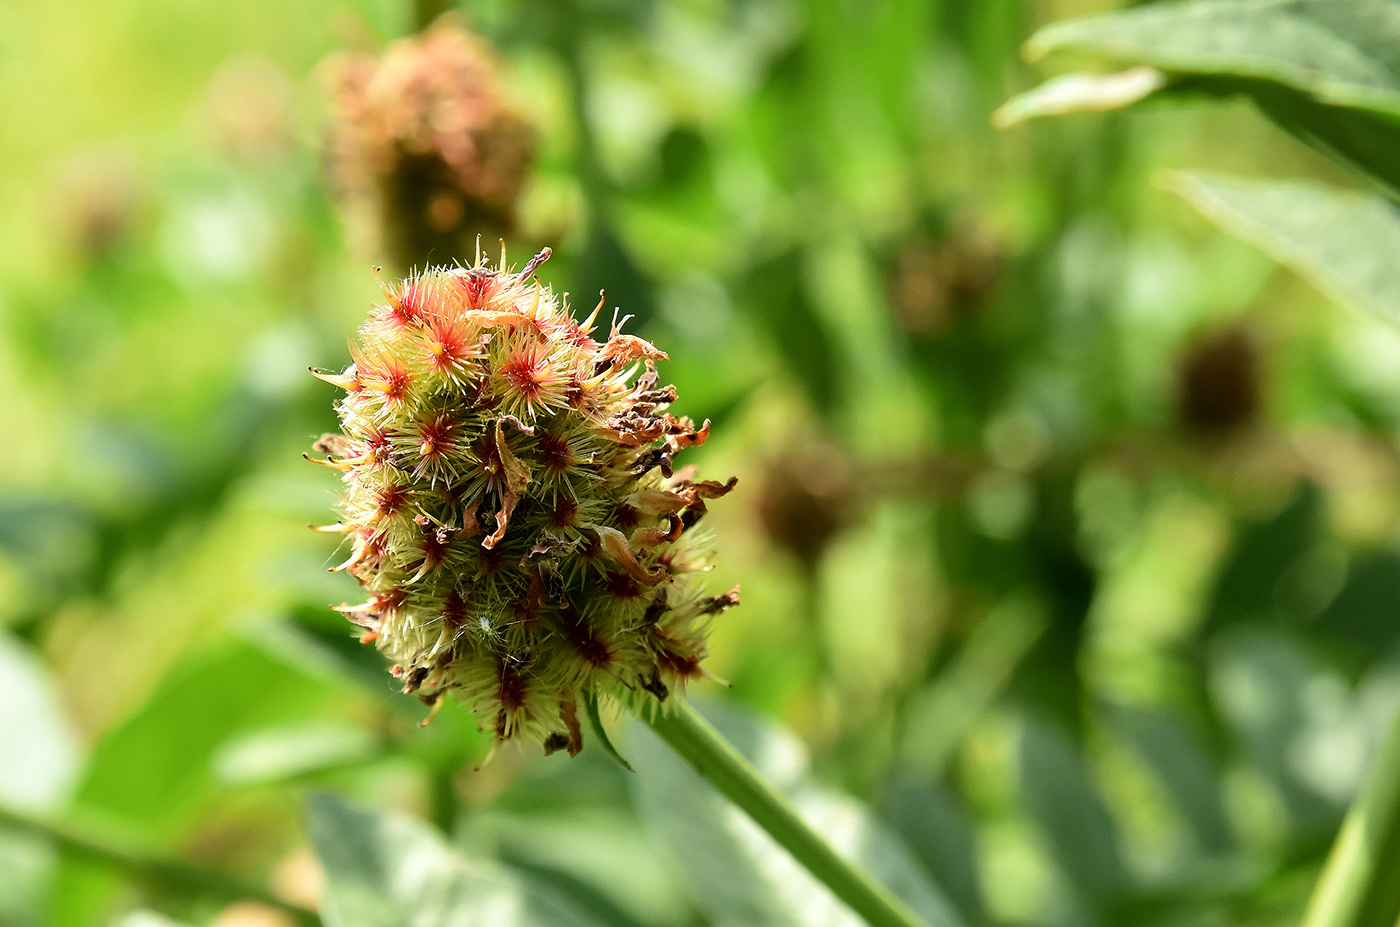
310;247;737;753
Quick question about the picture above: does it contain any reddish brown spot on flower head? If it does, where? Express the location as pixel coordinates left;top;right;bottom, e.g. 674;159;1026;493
537;433;572;472
363;428;393;466
424;316;478;380
376;483;410;516
385;280;431;327
559;605;613;668
550;497;578;528
458;268;495;309
500;344;551;408
479;543;506;575
614;504;641;530
416;411;458;461
442;587;470;627
604;571;642;600
417;529;449;572
495;660;528;721
655;636;704;679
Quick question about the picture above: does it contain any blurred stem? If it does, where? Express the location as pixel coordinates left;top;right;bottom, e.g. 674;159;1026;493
1301;699;1400;927
551;3;611;226
644;701;930;927
0;804;319;927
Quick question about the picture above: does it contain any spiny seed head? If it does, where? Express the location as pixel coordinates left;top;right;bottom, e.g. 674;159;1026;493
322;14;535;270
311;248;738;753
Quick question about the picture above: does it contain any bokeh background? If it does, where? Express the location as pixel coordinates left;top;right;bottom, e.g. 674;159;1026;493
3;1;1399;926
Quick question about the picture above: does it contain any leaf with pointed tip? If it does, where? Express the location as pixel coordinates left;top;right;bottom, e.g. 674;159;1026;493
583;693;633;773
1026;0;1400;117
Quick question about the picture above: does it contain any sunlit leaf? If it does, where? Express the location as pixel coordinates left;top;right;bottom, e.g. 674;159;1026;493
994;68;1166;127
1165;172;1400;327
0;634;82;927
211;721;379;786
1027;0;1400;117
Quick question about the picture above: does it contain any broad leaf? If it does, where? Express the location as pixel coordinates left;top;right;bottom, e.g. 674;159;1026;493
1164;172;1400;327
305;792;611;927
630;699;965;927
1026;0;1400;118
998;72;1400;199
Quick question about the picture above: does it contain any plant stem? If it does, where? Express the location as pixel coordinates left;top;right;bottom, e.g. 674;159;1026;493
1301;699;1400;927
0;804;320;927
644;701;930;927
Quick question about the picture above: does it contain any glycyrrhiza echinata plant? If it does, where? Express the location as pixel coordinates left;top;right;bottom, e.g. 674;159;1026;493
308;247;738;754
308;249;930;927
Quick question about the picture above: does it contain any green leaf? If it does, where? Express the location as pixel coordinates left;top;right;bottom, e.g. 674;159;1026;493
1018;716;1131;910
993;68;1167;127
630;700;964;927
305;792;611;927
75;642;333;836
1164;172;1400;326
1004;3;1400;196
1026;0;1400;118
999;71;1400;198
877;777;985;924
582;693;633;773
211;722;380;787
1104;704;1236;856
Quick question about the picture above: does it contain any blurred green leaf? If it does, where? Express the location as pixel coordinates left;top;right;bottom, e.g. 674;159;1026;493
211;721;379;787
1203;483;1323;634
1019;716;1131;912
1310;551;1400;660
877;776;984;924
1165;173;1400;328
75;642;332;835
1104;703;1235;856
1210;627;1348;835
630;699;964;927
305;792;611;927
739;249;841;415
1027;0;1400;118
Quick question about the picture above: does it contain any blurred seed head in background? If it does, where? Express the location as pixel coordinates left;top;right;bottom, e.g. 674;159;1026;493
322;15;536;271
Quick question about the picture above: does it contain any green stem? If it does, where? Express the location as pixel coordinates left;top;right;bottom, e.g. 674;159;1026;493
0;804;320;927
1301;699;1400;927
644;701;930;927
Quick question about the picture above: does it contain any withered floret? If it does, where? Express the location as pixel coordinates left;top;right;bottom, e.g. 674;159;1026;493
311;248;737;751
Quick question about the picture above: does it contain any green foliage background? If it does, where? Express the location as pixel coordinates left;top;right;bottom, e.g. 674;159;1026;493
3;0;1400;925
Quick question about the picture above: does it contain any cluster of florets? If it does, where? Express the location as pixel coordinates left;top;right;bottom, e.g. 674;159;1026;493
310;248;737;752
322;15;535;270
